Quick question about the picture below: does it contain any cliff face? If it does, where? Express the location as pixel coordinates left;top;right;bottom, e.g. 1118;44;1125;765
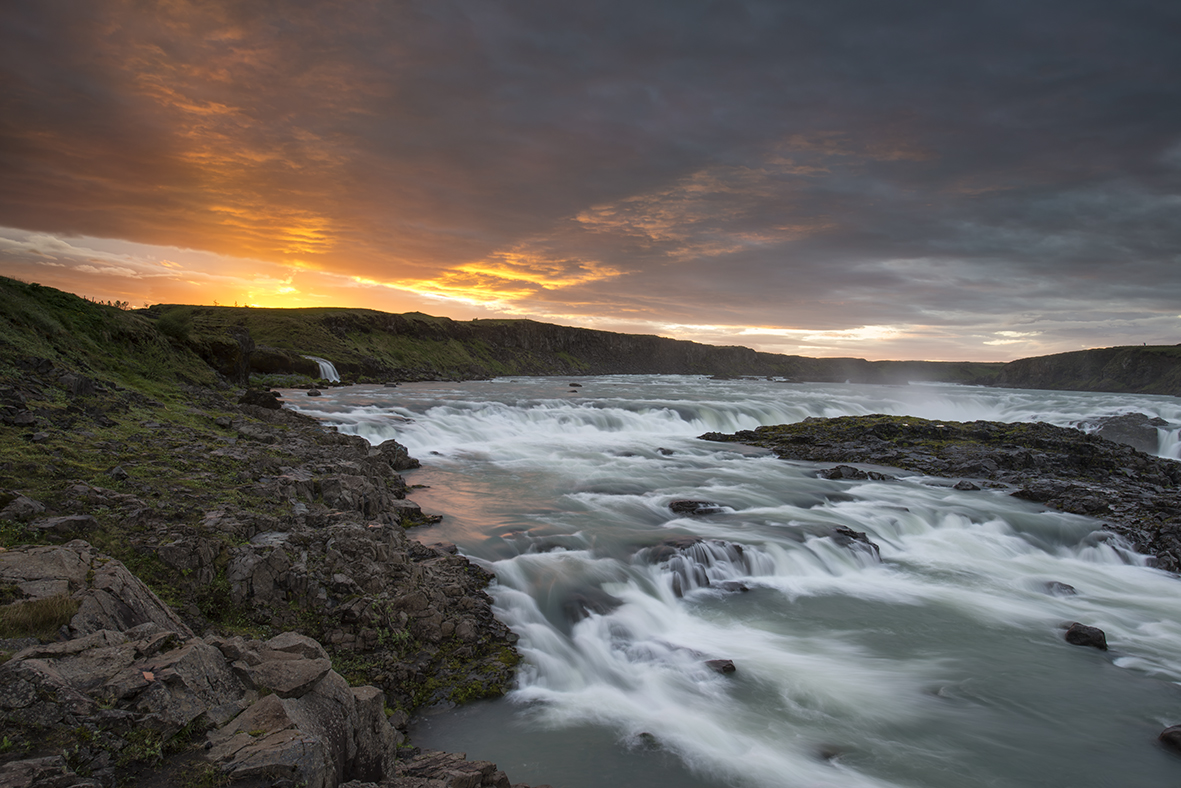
995;346;1181;396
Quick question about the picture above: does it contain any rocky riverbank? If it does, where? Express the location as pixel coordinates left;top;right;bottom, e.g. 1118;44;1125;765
702;414;1181;572
0;366;538;785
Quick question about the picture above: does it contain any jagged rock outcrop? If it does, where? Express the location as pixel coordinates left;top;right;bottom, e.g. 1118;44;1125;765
2;391;515;718
0;545;537;788
0;540;193;638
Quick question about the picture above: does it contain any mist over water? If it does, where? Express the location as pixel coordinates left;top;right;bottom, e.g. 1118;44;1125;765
283;377;1181;788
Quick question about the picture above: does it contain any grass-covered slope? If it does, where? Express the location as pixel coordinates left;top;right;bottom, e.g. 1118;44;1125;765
143;300;1006;385
1;278;217;395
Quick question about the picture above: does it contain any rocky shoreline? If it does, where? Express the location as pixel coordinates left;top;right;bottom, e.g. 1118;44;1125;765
702;413;1181;572
0;370;540;787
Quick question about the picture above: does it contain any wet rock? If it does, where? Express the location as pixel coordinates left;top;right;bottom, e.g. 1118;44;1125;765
1045;581;1077;596
308;389;322;397
830;526;881;560
1064;622;1108;650
819;465;894;481
669;500;725;516
1160;724;1181;752
644;536;704;563
705;659;736;674
1091;412;1170;454
713;581;749;593
371;438;421;471
705;415;1181;572
657;447;674;456
953;480;981;491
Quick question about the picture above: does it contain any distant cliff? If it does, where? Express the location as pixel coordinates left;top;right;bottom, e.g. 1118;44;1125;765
140;303;1003;385
4;277;1175;393
995;346;1181;396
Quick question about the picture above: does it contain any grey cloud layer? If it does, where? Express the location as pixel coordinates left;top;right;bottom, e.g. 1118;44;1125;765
1;0;1179;355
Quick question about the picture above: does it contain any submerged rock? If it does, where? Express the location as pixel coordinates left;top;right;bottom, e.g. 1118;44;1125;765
1160;724;1181;752
562;588;625;622
705;659;736;674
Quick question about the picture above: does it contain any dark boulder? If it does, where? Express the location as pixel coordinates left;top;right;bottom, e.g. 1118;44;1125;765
669;500;726;516
371;438;420;471
239;389;282;410
831;526;881;560
307;389;322;397
1160;725;1181;752
705;659;736;674
1064;622;1107;650
1045;581;1077;596
644;536;704;563
819;465;894;481
1091;412;1169;454
953;480;981;491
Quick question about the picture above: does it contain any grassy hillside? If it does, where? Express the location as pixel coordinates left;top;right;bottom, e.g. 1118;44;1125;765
142;302;1007;385
0;278;217;395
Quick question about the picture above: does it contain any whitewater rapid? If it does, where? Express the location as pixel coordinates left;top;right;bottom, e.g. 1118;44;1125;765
283;377;1181;788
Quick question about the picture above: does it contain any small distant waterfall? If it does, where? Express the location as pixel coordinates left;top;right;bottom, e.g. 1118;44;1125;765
302;355;340;383
1162;425;1181;459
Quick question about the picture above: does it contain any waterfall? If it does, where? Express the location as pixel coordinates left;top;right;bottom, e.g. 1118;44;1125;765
302;355;341;383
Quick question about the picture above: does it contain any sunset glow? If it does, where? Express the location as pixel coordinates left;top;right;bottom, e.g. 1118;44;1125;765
2;1;1178;360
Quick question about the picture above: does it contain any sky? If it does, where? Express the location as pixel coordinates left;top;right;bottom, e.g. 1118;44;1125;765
1;0;1179;362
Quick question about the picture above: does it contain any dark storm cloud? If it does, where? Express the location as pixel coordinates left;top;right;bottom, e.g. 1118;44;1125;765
1;0;1179;358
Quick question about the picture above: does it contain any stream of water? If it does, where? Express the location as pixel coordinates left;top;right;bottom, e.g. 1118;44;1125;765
282;376;1181;788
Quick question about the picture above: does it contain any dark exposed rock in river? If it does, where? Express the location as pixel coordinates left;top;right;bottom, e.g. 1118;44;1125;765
703;415;1181;572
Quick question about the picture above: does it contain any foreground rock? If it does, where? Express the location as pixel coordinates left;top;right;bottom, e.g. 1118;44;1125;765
0;387;514;716
703;415;1181;572
0;545;537;788
0;375;525;784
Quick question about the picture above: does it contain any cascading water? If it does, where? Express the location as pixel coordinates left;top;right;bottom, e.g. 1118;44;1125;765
302;355;341;382
282;376;1181;788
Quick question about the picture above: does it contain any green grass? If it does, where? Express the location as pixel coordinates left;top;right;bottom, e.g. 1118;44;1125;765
0;277;217;394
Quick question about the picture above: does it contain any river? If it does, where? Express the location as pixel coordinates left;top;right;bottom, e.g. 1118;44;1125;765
282;376;1181;788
